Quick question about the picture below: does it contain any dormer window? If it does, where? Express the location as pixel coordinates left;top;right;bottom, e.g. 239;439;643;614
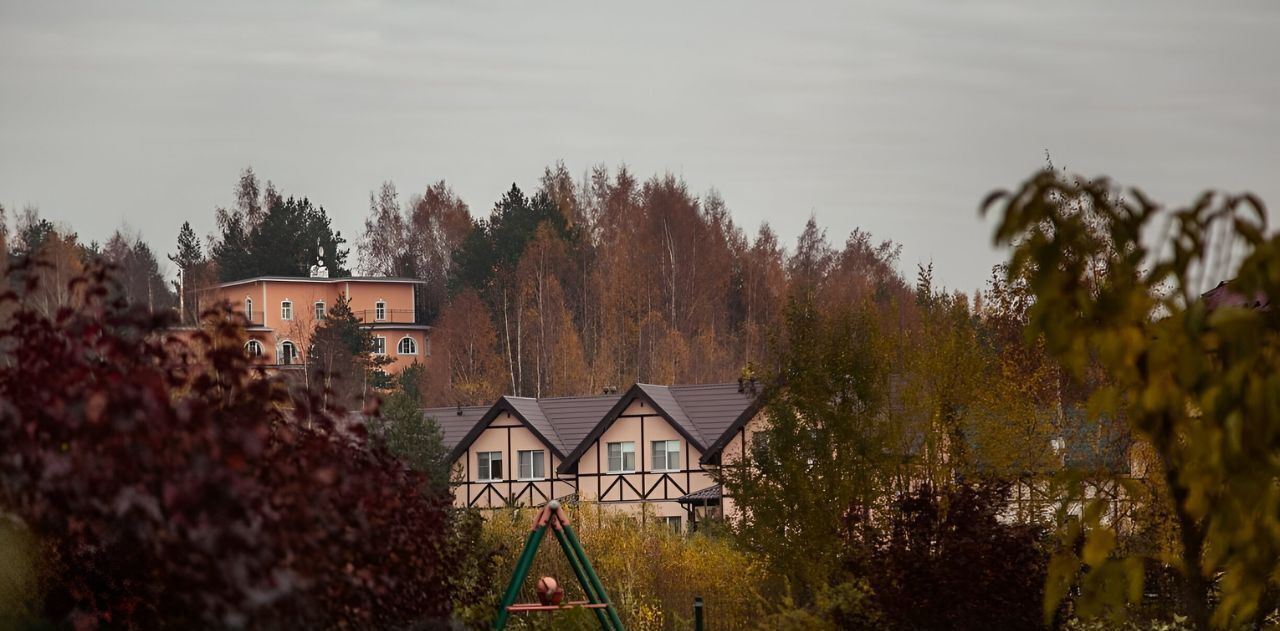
314;301;325;320
375;300;386;321
281;300;293;321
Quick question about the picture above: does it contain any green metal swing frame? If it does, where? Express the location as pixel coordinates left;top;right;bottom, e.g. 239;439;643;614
493;500;626;631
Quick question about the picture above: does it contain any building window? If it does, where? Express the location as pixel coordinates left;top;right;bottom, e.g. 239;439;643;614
662;516;682;533
375;300;386;321
245;298;254;322
518;450;545;480
372;336;386;355
652;440;680;472
280;341;298;365
397;336;417;355
280;300;293;321
314;301;325;320
477;451;503;482
245;339;263;357
607;442;635;473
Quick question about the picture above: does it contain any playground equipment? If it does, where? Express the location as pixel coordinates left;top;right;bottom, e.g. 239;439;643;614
494;500;626;631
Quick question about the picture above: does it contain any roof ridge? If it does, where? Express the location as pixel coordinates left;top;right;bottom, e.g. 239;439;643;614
536;393;621;401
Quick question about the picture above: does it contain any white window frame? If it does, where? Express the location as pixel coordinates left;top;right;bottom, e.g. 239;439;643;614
607;441;636;474
397;336;417;355
662;515;682;533
244;298;254;322
280;299;293;321
372;335;387;355
314;300;325;320
651;439;680;472
375;299;387;321
280;340;298;364
517;450;545;481
245;339;263;357
477;451;503;482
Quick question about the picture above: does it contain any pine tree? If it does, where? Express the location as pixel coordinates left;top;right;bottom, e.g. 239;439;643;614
308;295;388;409
210;169;349;281
169;221;204;323
369;365;452;496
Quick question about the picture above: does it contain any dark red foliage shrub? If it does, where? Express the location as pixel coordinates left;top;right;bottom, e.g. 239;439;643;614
0;263;457;629
865;482;1049;631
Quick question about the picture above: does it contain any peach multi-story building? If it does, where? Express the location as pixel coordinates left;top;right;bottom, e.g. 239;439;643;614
203;275;429;373
437;381;764;531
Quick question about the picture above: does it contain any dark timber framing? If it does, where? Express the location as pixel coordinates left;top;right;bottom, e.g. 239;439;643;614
449;398;574;508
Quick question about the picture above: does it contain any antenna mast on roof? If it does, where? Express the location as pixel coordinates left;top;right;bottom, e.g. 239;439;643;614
309;240;329;278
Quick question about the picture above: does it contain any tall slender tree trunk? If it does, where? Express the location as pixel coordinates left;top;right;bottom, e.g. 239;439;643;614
536;270;545;398
516;290;523;396
502;287;516;395
1166;460;1210;630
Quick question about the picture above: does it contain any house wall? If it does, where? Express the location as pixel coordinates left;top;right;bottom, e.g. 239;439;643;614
575;399;714;524
709;411;770;521
369;328;430;372
451;410;572;509
344;282;415;322
206;278;423;372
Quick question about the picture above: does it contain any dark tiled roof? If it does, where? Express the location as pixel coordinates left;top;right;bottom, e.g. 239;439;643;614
433;384;761;472
677;484;722;504
503;397;564;453
422;405;490;450
669;383;757;447
535;395;623;453
559;382;763;471
444;394;624;462
1202;280;1270;310
638;383;707;445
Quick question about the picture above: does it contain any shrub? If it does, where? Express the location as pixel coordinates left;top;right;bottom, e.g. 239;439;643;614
458;503;768;630
866;482;1048;631
0;263;457;628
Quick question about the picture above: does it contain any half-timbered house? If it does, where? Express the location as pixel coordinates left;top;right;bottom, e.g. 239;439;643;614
556;383;758;531
446;394;620;509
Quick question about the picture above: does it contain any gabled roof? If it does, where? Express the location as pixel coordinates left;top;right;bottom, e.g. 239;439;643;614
697;385;769;464
535;395;623;452
638;383;706;445
503;396;565;454
442;393;624;463
557;382;759;473
422;405;490;451
669;383;761;451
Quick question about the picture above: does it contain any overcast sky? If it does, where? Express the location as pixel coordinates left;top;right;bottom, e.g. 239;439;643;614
2;1;1277;293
